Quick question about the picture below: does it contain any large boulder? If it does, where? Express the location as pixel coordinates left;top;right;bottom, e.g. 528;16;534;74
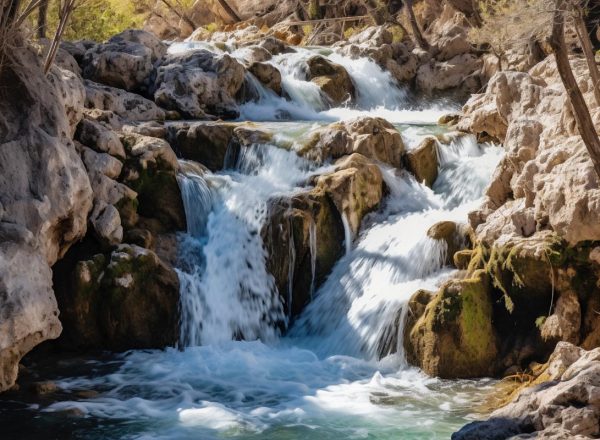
0;243;62;392
248;61;282;95
301;117;405;167
405;136;439;187
84;80;166;122
152;50;245;119
263;186;345;319
82;30;165;92
306;55;355;106
405;270;499;378
416;53;482;93
53;245;179;350
315;154;384;237
0;48;93;391
168;121;236;171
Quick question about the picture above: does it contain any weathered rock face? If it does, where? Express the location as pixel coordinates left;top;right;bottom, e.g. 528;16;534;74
248;61;282;95
460;57;600;246
0;48;93;391
53;244;179;350
405;137;439;187
152;50;245;119
306;55;355;106
263;187;345;319
82;30;165;92
0;243;62;392
302;117;405;167
84;80;166;122
168;121;236;171
416;53;482;93
453;343;600;439
405;270;499;378
315;153;384;237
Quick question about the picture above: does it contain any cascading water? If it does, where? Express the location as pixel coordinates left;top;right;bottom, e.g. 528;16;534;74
3;41;504;440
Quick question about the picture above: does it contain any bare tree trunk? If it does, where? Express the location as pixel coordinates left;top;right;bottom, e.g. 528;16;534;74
159;0;198;30
573;0;600;107
405;0;429;49
550;0;600;179
215;0;241;22
36;0;48;39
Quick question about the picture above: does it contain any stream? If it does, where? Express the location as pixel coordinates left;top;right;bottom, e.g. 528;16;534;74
1;43;504;439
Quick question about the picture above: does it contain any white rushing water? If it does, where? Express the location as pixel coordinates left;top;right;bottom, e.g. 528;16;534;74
34;43;503;439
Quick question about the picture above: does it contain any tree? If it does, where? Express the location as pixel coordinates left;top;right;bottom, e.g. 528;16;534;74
572;0;600;106
405;0;429;49
549;0;600;179
37;0;48;38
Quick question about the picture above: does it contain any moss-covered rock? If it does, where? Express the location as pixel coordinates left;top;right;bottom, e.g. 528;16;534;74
405;137;439;187
405;270;499;378
54;244;179;351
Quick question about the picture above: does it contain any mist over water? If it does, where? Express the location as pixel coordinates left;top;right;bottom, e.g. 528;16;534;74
24;43;503;439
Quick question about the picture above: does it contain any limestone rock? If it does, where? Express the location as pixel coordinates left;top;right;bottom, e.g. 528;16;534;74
168;121;235;171
108;29;167;61
90;203;123;246
248;61;282;95
0;243;62;392
405;137;439;187
152;50;245;119
405;270;499;378
76;117;126;159
84;80;166;122
263;187;345;319
306;55;355;106
315;154;384;237
53;245;179;350
454;344;600;439
82;40;154;92
427;221;470;266
302;117;405;167
416;53;482;93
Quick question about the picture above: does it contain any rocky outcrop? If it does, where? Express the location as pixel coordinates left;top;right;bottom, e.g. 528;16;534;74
301;117;405;167
53;244;179;350
453;342;600;439
82;30;166;92
416;53;482;93
84;80;166;123
0;48;93;391
152;50;245;119
460;56;600;246
305;55;355;106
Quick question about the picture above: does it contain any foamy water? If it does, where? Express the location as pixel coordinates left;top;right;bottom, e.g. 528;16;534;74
3;41;503;440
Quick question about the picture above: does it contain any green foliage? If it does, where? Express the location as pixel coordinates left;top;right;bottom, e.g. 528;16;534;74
44;0;146;42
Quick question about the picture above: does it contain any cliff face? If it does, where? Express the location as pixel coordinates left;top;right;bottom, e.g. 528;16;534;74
0;47;93;391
